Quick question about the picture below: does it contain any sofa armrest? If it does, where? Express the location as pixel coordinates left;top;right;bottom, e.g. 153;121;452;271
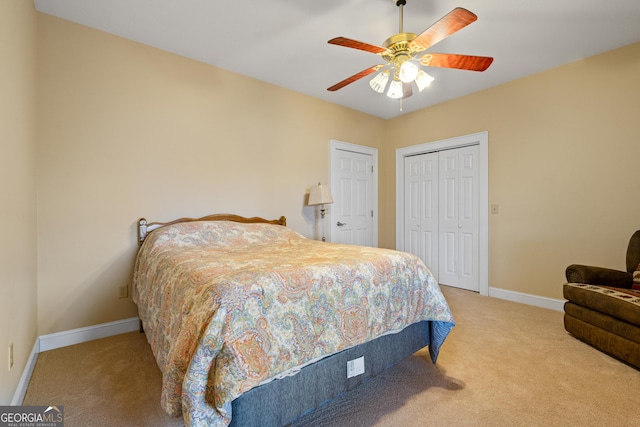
565;264;633;288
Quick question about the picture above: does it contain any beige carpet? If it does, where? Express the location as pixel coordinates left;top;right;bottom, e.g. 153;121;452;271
23;286;640;426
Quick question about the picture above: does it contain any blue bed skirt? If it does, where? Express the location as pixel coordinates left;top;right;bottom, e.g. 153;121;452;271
229;320;435;427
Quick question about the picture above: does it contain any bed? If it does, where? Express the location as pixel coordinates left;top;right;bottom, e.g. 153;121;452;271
133;214;454;427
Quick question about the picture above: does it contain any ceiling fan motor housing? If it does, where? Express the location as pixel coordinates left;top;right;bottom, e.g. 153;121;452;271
382;32;424;77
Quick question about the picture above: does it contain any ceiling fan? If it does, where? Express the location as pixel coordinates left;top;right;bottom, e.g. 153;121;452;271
327;0;493;101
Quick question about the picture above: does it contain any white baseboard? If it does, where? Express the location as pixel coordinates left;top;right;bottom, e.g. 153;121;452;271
39;317;140;352
11;317;140;405
489;287;565;312
10;290;563;404
10;339;39;406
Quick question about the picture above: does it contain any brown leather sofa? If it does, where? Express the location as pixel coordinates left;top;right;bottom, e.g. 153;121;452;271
564;231;640;369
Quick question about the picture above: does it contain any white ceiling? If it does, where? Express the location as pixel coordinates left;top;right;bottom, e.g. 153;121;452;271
33;0;640;119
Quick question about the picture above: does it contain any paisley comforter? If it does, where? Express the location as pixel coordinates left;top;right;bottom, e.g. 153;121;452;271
133;220;454;426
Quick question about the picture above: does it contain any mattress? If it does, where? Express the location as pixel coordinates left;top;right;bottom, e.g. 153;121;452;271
133;220;454;426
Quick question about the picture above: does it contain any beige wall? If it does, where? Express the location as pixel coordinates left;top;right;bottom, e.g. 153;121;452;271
36;14;386;335
384;42;640;299
3;10;635;392
0;1;38;404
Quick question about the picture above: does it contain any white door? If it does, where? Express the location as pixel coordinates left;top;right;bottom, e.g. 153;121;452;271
332;149;374;246
404;153;439;278
438;145;479;291
396;132;488;296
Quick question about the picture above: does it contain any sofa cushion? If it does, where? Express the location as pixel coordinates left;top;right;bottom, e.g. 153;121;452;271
564;314;640;368
564;302;640;345
563;283;640;326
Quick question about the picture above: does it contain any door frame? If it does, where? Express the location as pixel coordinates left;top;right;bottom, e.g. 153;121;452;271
395;132;489;296
329;140;379;246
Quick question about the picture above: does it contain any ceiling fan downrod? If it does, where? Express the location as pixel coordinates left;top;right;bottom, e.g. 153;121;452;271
396;0;407;33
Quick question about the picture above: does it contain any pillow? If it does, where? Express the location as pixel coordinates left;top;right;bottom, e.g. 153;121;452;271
149;220;302;249
633;262;640;290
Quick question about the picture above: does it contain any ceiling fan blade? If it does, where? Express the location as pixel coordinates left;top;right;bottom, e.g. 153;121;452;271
402;82;413;99
327;65;384;92
411;7;477;51
328;37;387;54
420;53;494;71
420;53;493;71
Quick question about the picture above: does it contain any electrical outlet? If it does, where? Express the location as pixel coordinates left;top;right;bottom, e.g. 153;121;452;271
118;285;129;299
8;343;13;371
347;356;365;378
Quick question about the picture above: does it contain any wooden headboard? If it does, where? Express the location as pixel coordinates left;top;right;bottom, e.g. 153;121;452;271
137;214;287;246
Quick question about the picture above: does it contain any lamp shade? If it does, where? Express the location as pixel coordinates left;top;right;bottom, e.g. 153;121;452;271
369;71;390;93
415;69;435;92
386;79;404;99
308;182;334;206
399;61;418;83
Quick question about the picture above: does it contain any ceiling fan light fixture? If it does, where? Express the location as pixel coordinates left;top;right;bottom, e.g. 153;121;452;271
369;71;390;93
387;80;404;99
415;69;435;92
399;61;418;83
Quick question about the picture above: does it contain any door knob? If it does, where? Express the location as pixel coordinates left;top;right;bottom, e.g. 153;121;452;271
337;222;347;227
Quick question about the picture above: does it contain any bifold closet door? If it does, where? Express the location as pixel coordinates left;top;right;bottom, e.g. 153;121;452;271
438;145;479;291
404;146;479;291
404;153;439;279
